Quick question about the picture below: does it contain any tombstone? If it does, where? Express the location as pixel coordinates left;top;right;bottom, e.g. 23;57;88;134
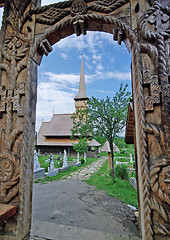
49;160;54;171
33;151;45;180
45;154;58;177
84;152;86;163
58;150;71;172
76;152;81;166
48;155;54;171
130;154;133;163
63;149;68;168
37;149;41;157
77;152;80;163
33;150;40;171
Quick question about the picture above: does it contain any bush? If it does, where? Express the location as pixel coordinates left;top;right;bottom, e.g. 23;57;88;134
80;158;85;164
115;164;129;180
59;161;63;167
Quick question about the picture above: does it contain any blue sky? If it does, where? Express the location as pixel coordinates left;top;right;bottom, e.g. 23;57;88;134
0;1;131;133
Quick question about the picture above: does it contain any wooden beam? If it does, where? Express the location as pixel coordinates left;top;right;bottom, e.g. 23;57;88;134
0;204;16;223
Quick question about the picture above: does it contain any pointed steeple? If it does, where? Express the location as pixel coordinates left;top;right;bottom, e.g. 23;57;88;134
74;57;89;101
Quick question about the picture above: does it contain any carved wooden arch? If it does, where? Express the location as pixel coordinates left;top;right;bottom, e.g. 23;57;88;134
32;11;154;239
0;1;169;240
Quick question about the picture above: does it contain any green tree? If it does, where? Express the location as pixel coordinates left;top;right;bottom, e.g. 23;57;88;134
88;83;131;179
72;138;89;156
71;84;131;178
71;107;93;140
71;107;92;156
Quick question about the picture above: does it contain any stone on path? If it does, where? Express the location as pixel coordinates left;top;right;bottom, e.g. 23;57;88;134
65;156;106;180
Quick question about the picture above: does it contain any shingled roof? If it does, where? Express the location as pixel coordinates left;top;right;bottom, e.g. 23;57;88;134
100;141;120;153
89;139;101;147
37;113;74;146
43;114;73;136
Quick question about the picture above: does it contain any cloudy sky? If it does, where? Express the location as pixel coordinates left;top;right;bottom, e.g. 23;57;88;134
0;1;131;133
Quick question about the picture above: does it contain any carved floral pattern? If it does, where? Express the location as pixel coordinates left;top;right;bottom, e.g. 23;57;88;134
0;159;15;182
150;158;170;235
0;156;20;204
71;0;87;16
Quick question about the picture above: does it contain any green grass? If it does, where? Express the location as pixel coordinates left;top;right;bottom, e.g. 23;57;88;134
34;157;99;183
85;159;138;208
38;155;78;172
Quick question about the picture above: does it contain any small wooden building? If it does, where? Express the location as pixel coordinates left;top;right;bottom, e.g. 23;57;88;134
100;141;120;171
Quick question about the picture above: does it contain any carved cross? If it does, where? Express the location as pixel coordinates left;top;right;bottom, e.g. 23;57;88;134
143;70;170;111
0;83;25;117
148;10;169;32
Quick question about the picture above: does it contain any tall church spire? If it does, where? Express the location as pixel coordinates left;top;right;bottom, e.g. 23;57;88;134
74;57;89;101
74;57;89;111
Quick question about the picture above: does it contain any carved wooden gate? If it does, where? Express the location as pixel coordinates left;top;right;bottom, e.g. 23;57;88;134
0;0;169;239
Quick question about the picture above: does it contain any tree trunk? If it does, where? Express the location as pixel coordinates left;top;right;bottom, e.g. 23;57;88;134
109;139;115;180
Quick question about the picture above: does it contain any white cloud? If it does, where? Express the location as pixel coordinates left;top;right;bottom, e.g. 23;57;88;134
0;7;3;28
42;71;94;86
97;64;104;71
60;53;68;60
93;54;102;60
98;89;114;94
104;71;131;81
53;32;114;53
36;81;75;131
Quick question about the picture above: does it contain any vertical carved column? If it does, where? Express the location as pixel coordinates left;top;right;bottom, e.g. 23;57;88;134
0;1;39;239
132;1;170;239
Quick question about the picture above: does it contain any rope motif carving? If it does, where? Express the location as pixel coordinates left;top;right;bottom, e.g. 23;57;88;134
31;1;73;14
32;0;130;25
141;3;170;110
88;0;130;13
140;3;170;237
131;46;153;239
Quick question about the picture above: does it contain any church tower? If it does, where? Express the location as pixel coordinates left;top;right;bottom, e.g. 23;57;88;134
74;57;89;111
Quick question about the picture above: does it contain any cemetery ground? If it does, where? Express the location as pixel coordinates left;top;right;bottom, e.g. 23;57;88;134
31;143;140;239
34;154;137;208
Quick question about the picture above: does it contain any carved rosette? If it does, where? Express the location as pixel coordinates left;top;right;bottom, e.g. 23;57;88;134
70;0;87;16
0;156;20;204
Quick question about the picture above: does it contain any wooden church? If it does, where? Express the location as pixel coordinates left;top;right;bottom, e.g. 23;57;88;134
36;58;100;156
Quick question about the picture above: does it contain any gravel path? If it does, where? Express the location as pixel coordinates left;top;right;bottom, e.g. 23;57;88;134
64;156;107;180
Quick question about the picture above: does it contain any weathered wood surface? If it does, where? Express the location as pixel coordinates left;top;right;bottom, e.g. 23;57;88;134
0;204;16;223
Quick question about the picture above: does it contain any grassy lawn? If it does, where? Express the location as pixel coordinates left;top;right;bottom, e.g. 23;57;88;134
85;158;138;208
34;156;99;183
